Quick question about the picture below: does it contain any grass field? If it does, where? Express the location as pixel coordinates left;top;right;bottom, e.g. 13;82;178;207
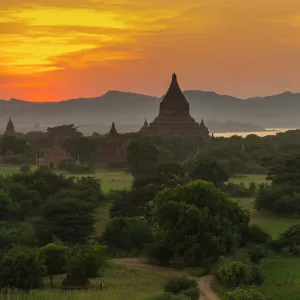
0;264;164;300
0;165;133;193
229;174;268;187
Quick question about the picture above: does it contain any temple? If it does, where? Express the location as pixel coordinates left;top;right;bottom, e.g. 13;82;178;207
40;136;67;169
140;74;210;139
4;118;16;136
92;122;126;169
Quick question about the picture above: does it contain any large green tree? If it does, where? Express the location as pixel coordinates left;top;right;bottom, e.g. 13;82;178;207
34;197;95;245
150;180;249;265
127;140;160;177
187;156;230;188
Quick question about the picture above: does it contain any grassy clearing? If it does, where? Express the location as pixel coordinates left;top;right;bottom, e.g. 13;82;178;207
0;165;133;193
258;257;300;300
94;200;113;236
229;174;268;187
0;264;164;300
232;197;300;239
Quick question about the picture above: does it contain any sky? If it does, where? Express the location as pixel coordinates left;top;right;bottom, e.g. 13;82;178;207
1;0;300;102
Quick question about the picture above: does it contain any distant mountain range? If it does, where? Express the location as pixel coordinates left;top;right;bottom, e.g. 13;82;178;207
0;90;299;134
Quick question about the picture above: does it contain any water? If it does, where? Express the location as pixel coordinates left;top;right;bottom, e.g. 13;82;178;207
214;128;296;138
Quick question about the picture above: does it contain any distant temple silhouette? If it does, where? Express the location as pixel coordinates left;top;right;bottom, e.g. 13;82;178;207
140;73;210;139
92;122;126;169
4;117;16;136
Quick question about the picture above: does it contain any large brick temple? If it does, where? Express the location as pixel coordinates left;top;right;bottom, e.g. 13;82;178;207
140;73;210;139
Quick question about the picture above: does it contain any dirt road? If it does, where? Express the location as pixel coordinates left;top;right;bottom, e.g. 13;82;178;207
112;258;220;300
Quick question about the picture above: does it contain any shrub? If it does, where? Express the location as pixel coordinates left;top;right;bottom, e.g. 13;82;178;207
224;288;266;300
164;275;198;295
216;261;250;287
249;265;264;285
102;217;153;253
248;245;267;264
20;164;31;175
66;243;106;278
246;225;271;245
0;249;46;290
186;267;208;278
179;287;200;300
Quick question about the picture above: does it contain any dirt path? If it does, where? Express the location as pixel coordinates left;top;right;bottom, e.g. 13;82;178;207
112;258;220;300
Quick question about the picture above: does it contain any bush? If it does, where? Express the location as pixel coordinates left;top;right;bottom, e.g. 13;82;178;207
179;287;200;300
216;261;250;287
248;245;267;264
224;288;266;300
164;275;198;295
186;267;208;278
0;249;46;290
249;265;264;285
246;225;271;245
20;164;31;175
66;243;106;278
102;217;153;253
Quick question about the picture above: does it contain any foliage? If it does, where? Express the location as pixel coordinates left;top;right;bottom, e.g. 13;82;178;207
35;197;95;245
216;261;250;287
179;287;200;300
102;217;153;253
164;275;198;295
248;245;267;264
20;164;31;174
222;182;256;198
66;243;107;278
224;288;266;300
0;248;45;290
127;140;160;177
274;224;300;250
150;180;250;265
245;225;271;245
187;156;230;188
38;243;68;287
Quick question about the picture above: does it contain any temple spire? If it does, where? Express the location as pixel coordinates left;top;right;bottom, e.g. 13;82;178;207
4;117;15;136
109;122;118;135
144;118;148;126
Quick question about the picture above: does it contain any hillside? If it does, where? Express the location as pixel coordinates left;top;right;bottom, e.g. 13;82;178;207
0;90;299;132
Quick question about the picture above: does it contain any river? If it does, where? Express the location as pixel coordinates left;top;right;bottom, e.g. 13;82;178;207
214;128;296;138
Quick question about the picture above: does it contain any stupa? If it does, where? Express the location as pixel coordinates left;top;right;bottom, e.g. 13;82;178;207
92;122;126;169
4;117;16;136
140;73;210;139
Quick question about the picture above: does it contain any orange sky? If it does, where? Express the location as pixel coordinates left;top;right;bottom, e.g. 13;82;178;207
1;0;300;102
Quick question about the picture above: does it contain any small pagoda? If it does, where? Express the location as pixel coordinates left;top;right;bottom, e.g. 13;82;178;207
41;136;67;169
92;122;126;169
140;73;210;139
3;118;16;136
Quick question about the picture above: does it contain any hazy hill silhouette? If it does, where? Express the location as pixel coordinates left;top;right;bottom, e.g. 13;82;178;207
0;90;299;130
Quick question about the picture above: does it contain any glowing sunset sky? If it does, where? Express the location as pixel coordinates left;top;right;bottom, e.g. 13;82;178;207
1;0;300;101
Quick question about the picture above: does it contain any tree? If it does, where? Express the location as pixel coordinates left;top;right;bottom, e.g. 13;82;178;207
150;180;250;265
127;140;160;177
66;243;106;278
0;249;45;290
103;217;153;252
35;197;95;245
0;190;20;220
38;243;68;287
187;156;230;188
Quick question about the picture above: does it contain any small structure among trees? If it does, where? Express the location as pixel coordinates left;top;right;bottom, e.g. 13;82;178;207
40;136;67;169
92;122;126;169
